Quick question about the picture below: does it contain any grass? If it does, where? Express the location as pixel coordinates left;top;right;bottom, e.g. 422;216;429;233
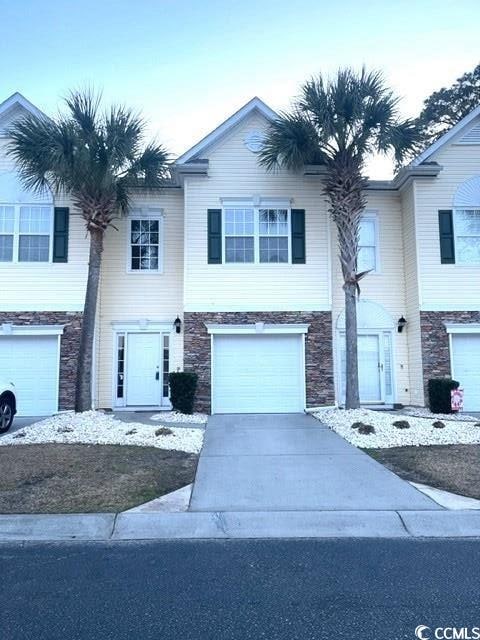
368;445;480;500
0;444;198;513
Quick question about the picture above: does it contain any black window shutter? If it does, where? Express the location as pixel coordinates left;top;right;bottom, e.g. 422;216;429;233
291;209;306;264
53;207;69;263
438;209;455;264
207;209;222;264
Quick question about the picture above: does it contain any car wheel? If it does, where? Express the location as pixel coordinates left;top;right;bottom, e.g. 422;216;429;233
0;396;14;433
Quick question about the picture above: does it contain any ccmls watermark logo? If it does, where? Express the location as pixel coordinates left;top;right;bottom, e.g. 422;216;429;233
415;625;480;639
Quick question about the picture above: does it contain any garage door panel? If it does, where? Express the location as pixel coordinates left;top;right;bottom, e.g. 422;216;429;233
452;334;480;412
0;335;59;416
212;334;304;414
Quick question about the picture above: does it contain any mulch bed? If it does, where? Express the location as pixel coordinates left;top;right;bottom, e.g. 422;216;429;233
0;444;198;513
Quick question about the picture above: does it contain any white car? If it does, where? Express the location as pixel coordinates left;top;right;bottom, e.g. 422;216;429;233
0;380;16;433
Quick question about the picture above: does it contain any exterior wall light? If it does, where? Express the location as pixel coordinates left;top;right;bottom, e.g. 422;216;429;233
174;316;182;334
397;316;407;333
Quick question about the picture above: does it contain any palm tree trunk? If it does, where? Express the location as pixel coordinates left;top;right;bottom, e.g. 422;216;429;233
344;281;360;409
75;229;104;412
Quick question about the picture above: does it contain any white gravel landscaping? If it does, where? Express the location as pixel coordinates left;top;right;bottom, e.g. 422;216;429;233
0;411;204;454
150;411;208;424
313;408;480;449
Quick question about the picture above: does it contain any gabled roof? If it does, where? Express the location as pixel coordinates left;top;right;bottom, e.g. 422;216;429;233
0;92;48;122
176;96;278;165
411;103;480;166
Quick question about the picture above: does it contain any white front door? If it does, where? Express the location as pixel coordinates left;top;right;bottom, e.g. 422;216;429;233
126;333;161;406
358;334;382;402
212;334;304;413
451;334;480;411
339;331;394;404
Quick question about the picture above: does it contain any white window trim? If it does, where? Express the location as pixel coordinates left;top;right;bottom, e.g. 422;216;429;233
205;323;310;335
126;207;164;274
358;211;381;275
221;205;292;265
0;323;64;336
0;202;54;264
444;323;480;334
453;208;480;266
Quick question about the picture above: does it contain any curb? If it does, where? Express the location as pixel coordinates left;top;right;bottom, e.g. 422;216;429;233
1;510;480;541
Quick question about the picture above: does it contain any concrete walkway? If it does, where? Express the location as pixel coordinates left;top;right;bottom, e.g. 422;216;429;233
190;413;439;512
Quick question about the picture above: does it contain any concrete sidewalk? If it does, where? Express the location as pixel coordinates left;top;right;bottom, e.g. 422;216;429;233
190;414;438;512
1;510;480;540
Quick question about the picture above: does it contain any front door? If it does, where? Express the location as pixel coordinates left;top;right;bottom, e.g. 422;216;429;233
358;334;382;402
126;333;161;406
340;331;393;404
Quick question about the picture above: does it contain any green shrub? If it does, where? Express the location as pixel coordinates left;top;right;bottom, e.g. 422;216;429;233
357;423;375;435
432;420;445;429
427;378;459;414
168;372;198;415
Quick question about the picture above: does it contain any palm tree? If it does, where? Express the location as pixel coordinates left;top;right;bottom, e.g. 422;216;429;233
259;68;418;409
8;90;170;412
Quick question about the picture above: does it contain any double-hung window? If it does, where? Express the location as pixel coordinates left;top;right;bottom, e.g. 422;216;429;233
357;214;379;273
224;206;290;263
129;208;163;272
0;205;53;263
454;209;480;264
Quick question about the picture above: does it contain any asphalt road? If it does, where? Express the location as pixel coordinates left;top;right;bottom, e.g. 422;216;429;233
1;539;479;640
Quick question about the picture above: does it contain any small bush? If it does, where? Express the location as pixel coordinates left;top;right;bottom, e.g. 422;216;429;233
433;420;445;429
351;422;363;429
168;372;198;415
427;378;459;414
393;420;410;429
357;423;375;435
155;427;173;437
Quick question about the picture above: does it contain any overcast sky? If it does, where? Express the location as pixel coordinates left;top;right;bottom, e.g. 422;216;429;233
1;0;478;178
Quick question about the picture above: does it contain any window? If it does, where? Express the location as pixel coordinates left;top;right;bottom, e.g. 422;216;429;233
0;205;52;263
223;206;291;263
454;209;480;264
224;208;255;263
116;334;125;399
162;335;170;398
129;213;162;271
358;216;379;273
259;209;289;263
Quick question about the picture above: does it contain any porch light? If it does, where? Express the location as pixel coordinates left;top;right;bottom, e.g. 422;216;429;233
397;316;407;333
174;316;182;334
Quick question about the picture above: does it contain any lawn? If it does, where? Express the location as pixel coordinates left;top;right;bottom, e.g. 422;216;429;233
368;445;480;500
0;444;198;513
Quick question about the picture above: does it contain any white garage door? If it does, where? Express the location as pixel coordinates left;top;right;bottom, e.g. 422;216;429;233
212;334;304;413
452;334;480;411
0;335;59;416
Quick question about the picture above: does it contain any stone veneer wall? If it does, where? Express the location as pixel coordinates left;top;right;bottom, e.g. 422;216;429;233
183;311;335;413
0;311;83;410
420;310;480;402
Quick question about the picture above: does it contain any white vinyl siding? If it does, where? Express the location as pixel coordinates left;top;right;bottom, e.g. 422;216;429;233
414;127;480;310
331;191;411;406
183;111;330;312
0;139;89;311
95;190;184;408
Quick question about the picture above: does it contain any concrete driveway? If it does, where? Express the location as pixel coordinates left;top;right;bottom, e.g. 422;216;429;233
189;413;439;512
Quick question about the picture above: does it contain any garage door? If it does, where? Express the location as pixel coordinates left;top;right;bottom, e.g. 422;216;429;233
451;334;480;411
0;335;59;416
212;334;304;413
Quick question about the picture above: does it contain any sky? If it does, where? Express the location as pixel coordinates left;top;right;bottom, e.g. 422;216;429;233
1;0;478;178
